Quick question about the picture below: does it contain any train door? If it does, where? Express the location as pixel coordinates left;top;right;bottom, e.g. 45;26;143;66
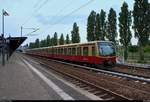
77;46;81;62
82;46;89;63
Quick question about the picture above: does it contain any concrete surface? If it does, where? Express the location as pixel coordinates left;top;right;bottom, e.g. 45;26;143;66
0;53;60;100
0;53;99;100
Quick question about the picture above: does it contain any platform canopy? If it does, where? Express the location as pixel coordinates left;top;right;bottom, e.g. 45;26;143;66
6;37;27;56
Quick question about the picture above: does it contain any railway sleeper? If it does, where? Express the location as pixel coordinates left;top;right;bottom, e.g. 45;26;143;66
78;84;87;88
102;94;114;99
71;81;80;84
82;86;91;90
104;97;115;100
87;88;98;93
74;82;83;86
98;93;108;98
92;91;102;95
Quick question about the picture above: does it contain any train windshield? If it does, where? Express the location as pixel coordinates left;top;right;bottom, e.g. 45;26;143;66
98;42;115;56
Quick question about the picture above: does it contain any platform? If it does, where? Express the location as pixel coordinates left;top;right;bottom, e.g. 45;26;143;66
0;53;100;100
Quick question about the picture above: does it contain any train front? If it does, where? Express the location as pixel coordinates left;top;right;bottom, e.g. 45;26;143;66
97;41;116;66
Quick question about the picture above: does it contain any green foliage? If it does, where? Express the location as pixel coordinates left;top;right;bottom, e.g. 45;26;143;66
53;32;58;45
133;0;150;60
144;45;150;53
95;13;101;40
29;42;35;48
34;38;40;48
59;33;64;45
46;35;51;46
66;34;70;44
50;37;54;46
107;8;117;43
119;2;132;60
87;10;96;41
99;9;106;41
24;44;28;48
133;0;150;46
129;45;138;53
71;22;80;43
87;10;107;41
40;39;47;47
137;60;147;64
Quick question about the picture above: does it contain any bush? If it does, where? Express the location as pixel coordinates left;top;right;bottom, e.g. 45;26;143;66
129;45;138;53
137;60;147;64
144;45;150;53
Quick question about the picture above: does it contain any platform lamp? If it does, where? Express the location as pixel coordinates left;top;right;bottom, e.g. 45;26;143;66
1;9;9;66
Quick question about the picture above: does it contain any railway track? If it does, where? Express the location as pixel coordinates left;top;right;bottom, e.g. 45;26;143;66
118;63;150;69
47;58;150;81
22;55;131;100
32;55;150;83
114;64;150;78
23;54;150;100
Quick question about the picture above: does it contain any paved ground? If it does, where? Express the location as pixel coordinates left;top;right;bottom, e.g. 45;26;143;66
0;53;100;100
0;53;54;100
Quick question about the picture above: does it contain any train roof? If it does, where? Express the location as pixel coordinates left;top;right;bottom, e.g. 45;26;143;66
26;40;113;51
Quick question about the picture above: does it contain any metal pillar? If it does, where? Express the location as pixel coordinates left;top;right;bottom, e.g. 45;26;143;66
2;9;5;65
21;26;23;37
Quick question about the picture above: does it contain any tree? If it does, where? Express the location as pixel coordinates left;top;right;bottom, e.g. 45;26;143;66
107;8;117;43
29;42;35;48
23;44;28;48
35;38;40;48
133;0;150;61
46;35;51;46
59;33;65;45
40;39;47;47
87;10;96;41
99;9;106;40
119;2;132;61
95;13;101;40
51;37;54;46
66;34;70;44
71;22;80;43
53;32;58;45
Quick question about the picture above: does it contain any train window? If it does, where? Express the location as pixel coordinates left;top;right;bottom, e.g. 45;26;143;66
68;48;71;55
83;47;89;56
50;49;51;54
64;48;67;55
57;48;59;54
98;42;115;56
61;48;63;54
52;49;54;54
77;47;81;55
58;48;61;54
55;49;58;54
72;48;76;55
48;49;51;54
92;47;96;56
57;49;59;54
54;49;56;54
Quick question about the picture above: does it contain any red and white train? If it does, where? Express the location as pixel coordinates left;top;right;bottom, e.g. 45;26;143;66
25;41;116;67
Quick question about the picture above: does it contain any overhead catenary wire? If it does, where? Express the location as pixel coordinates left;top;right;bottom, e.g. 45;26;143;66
22;0;75;38
22;0;50;26
22;0;95;39
40;0;95;35
49;0;75;23
33;0;43;8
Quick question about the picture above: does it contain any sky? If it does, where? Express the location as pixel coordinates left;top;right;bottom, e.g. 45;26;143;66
0;0;143;46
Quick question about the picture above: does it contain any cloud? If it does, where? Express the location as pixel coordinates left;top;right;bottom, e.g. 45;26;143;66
35;14;87;25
